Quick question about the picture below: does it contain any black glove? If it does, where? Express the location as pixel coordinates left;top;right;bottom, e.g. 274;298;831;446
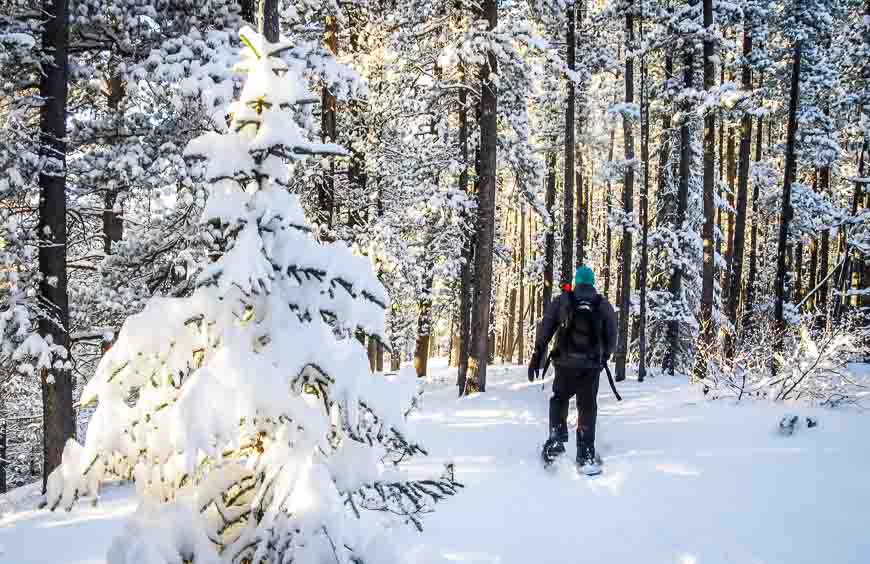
528;346;543;382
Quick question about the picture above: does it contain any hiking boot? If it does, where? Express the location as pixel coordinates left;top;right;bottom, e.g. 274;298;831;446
576;445;602;476
543;438;565;457
542;430;567;464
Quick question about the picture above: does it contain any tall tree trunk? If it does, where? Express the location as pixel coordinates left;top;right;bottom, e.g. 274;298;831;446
816;164;832;327
413;269;435;377
469;143;482;370
38;0;74;492
318;14;338;233
658;47;674;228
795;240;804;303
604;127;616;300
576;155;586;266
102;72;125;257
505;209;518;360
562;1;576;284
665;45;693;375
518;204;526;364
347;18;368;233
615;5;635;382
469;0;498;393
774;37;803;351
637;13;648;383
814;169;830;327
457;62;474;393
743;113;764;336
390;346;400;371
368;337;378;372
0;421;6;493
807;239;819;311
258;0;279;41
543;153;557;308
722;126;736;298
575;0;588;267
696;0;716;381
726;21;754;349
848;142;867;310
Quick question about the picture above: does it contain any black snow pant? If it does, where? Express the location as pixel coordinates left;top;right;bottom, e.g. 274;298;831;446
549;367;601;449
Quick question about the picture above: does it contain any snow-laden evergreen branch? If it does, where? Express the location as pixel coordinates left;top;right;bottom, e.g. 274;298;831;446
43;27;459;564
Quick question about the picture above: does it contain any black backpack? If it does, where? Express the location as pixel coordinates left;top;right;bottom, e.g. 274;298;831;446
557;292;603;360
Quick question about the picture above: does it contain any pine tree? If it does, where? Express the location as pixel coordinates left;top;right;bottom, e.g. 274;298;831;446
37;0;74;492
45;28;459;563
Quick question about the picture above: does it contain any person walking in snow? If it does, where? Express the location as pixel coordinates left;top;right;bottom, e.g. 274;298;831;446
528;266;617;474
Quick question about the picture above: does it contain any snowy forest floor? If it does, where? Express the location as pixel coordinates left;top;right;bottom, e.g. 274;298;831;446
2;361;870;563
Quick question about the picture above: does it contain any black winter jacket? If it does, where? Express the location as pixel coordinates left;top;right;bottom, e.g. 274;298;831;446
534;284;618;362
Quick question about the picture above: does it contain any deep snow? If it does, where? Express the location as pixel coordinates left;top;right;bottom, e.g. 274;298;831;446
2;361;869;563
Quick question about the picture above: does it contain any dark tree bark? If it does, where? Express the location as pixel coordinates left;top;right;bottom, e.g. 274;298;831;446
817;166;831;327
239;0;255;24
258;0;279;41
505;210;518;360
518;205;526;363
604;127;616;300
542;153;557;308
615;5;635;382
847;142;867;311
575;0;588;271
576;154;586;266
743;113;764;337
318;14;338;233
561;1;576;284
726;20;754;349
469;0;498;392
457;62;474;393
0;421;6;493
774;37;803;351
413;269;435;377
696;0;716;381
347;18;368;233
808;239;819;311
102;72;125;256
657;47;674;228
39;0;74;493
795;240;804;303
722;126;736;297
665;44;693;376
368;337;378;372
637;13;648;383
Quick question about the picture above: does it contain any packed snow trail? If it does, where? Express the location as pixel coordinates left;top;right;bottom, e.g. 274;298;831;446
2;361;869;563
394;362;870;564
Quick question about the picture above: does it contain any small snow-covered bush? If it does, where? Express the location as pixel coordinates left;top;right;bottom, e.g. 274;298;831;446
46;28;459;564
703;316;867;406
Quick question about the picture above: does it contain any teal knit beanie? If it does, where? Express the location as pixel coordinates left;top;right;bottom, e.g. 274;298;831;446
575;265;595;287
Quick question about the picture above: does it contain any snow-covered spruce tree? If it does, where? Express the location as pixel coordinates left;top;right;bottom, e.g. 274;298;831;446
46;27;459;564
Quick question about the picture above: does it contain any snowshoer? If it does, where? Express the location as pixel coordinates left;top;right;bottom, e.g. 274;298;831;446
528;266;617;474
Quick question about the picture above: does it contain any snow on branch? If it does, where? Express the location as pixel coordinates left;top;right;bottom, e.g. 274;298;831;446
44;27;459;564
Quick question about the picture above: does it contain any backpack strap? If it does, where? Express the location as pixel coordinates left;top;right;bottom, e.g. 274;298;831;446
591;294;604;355
555;292;576;352
558;291;576;329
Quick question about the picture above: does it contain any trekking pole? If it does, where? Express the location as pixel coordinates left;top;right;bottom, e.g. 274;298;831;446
603;364;622;401
540;351;552;391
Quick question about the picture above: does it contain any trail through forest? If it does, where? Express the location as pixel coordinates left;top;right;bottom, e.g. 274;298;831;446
2;361;869;564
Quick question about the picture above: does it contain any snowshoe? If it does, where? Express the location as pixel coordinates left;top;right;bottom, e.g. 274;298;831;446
778;414;799;436
576;446;603;476
541;438;566;467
